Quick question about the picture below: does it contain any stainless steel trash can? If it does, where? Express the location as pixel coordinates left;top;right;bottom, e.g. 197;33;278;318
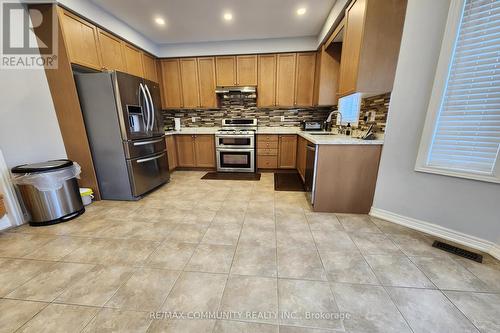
11;160;84;226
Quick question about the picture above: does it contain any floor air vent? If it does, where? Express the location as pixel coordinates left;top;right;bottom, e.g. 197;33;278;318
432;241;483;263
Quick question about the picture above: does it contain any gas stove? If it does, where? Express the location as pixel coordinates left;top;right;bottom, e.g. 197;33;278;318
215;119;257;173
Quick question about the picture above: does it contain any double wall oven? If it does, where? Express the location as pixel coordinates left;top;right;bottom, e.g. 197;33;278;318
215;119;257;173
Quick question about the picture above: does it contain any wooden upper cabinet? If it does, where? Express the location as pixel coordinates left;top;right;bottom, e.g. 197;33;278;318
216;56;236;86
97;29;126;72
160;59;183;108
179;58;200;108
276;53;297;107
142;53;158;82
278;135;297;169
314;43;342;106
58;8;101;70
236;55;257;86
339;0;407;96
197;57;217;108
295;52;316;107
257;54;277;107
194;135;215;167
123;43;144;77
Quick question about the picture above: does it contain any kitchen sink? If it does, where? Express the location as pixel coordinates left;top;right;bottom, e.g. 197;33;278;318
308;132;336;136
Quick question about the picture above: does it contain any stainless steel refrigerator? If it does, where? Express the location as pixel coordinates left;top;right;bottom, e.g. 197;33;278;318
74;71;169;200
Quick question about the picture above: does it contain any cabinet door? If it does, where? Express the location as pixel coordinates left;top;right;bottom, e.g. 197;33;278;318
124;44;144;77
176;135;196;167
276;53;297;107
165;135;177;171
216;56;236;86
59;9;101;70
97;29;126;72
278;135;297;169
180;58;200;108
236;55;257;86
296;136;307;181
160;59;183;108
194;135;215;168
338;0;366;95
257;54;276;107
197;57;217;108
142;53;158;82
295;53;316;107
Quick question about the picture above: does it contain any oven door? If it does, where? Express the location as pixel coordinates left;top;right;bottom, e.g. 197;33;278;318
216;135;254;149
217;148;255;172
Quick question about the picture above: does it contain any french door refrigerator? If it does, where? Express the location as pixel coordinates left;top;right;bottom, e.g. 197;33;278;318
75;71;169;200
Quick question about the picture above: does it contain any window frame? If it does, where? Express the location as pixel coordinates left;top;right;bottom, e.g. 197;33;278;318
415;0;500;184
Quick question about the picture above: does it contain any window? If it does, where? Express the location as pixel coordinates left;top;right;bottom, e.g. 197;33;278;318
416;0;500;183
338;93;361;126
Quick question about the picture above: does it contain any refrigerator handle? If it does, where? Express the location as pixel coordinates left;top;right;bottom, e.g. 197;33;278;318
139;83;151;133
144;84;155;132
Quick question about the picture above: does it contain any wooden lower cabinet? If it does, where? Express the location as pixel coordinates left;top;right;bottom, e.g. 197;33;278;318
175;134;215;168
165;135;177;171
278;135;297;169
296;136;307;181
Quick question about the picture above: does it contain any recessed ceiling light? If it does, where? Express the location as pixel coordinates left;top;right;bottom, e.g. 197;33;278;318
223;12;233;21
297;7;307;16
154;17;165;26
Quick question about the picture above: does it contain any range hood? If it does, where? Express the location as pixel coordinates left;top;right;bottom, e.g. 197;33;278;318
215;86;256;94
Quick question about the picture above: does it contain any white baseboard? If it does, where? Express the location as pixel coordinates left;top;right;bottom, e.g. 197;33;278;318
370;207;499;260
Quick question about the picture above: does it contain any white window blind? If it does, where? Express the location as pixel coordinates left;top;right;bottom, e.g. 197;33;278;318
427;0;500;175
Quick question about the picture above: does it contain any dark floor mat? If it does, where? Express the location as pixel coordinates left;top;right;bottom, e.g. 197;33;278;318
274;172;305;191
201;172;261;181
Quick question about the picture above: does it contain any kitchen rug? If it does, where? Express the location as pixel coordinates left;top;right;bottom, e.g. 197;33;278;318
201;172;261;181
274;172;305;191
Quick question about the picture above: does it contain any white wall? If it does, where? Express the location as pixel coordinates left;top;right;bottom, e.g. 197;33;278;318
372;0;500;244
157;36;317;58
0;68;67;168
58;0;158;54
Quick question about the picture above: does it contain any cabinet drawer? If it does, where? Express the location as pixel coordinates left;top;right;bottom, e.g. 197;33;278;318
257;141;279;149
257;135;279;142
257;148;278;156
257;156;278;169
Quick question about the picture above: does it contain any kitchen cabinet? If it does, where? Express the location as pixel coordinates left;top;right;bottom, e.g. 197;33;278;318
314;43;342;106
197;57;217;108
179;58;200;108
296;135;308;181
123;43;144;77
175;134;215;168
257;54;277;107
216;56;236;86
276;53;297;107
160;59;183;108
58;8;101;70
338;0;407;96
166;135;177;171
278;135;297;169
142;53;158;82
257;135;278;169
236;55;258;86
176;135;196;167
194;135;216;167
97;29;126;72
294;53;316;107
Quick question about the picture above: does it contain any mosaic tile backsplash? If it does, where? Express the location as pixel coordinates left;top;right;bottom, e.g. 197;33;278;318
162;92;391;132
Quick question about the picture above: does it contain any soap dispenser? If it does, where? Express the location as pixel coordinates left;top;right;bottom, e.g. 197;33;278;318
345;122;352;136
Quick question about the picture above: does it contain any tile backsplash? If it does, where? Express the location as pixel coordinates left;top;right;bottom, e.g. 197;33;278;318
162;92;391;132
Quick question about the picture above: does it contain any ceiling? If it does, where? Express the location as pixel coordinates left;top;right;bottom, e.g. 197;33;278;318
88;0;337;45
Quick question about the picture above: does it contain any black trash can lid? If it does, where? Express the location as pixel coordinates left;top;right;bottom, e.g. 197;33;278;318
11;159;74;174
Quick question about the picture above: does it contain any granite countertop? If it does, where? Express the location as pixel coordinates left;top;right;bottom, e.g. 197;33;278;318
165;127;384;145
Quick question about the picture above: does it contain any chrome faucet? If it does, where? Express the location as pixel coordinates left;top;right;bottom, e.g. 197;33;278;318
325;110;343;134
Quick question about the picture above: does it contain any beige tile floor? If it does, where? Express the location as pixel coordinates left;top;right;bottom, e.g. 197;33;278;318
0;171;499;332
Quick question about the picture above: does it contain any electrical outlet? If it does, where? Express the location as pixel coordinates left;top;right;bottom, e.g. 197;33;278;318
191;117;196;123
280;116;285;122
